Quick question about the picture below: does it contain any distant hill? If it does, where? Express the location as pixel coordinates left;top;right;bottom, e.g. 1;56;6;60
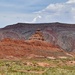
0;22;75;52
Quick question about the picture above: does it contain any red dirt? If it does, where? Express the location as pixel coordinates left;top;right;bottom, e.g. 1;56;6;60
0;38;70;59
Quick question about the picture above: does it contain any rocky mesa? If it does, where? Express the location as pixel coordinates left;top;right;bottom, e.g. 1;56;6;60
0;22;75;59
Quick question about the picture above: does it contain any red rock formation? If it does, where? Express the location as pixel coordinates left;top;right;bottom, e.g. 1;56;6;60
29;29;44;41
0;38;72;59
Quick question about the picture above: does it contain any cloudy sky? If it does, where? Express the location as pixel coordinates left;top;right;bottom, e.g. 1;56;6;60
0;0;75;28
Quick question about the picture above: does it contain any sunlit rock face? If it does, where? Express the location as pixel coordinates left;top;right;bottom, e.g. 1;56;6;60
0;38;71;59
0;22;75;52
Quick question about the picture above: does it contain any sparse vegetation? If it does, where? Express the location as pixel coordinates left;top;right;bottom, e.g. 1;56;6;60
0;58;75;75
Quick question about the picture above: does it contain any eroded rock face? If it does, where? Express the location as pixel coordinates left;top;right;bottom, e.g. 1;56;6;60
0;38;71;59
0;22;75;52
29;29;44;41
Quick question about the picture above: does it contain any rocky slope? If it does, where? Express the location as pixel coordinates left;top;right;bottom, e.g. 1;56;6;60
0;22;75;52
0;38;71;59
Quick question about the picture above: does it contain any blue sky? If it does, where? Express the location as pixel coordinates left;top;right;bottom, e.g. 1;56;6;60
0;0;75;28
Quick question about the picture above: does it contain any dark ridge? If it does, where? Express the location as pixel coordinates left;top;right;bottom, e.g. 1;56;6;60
2;22;75;29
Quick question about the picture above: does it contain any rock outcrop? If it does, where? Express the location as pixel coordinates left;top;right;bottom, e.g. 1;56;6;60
0;38;71;59
0;22;75;52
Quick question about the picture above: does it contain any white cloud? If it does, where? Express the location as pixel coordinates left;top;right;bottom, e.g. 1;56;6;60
34;0;75;23
31;15;42;23
67;0;75;4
